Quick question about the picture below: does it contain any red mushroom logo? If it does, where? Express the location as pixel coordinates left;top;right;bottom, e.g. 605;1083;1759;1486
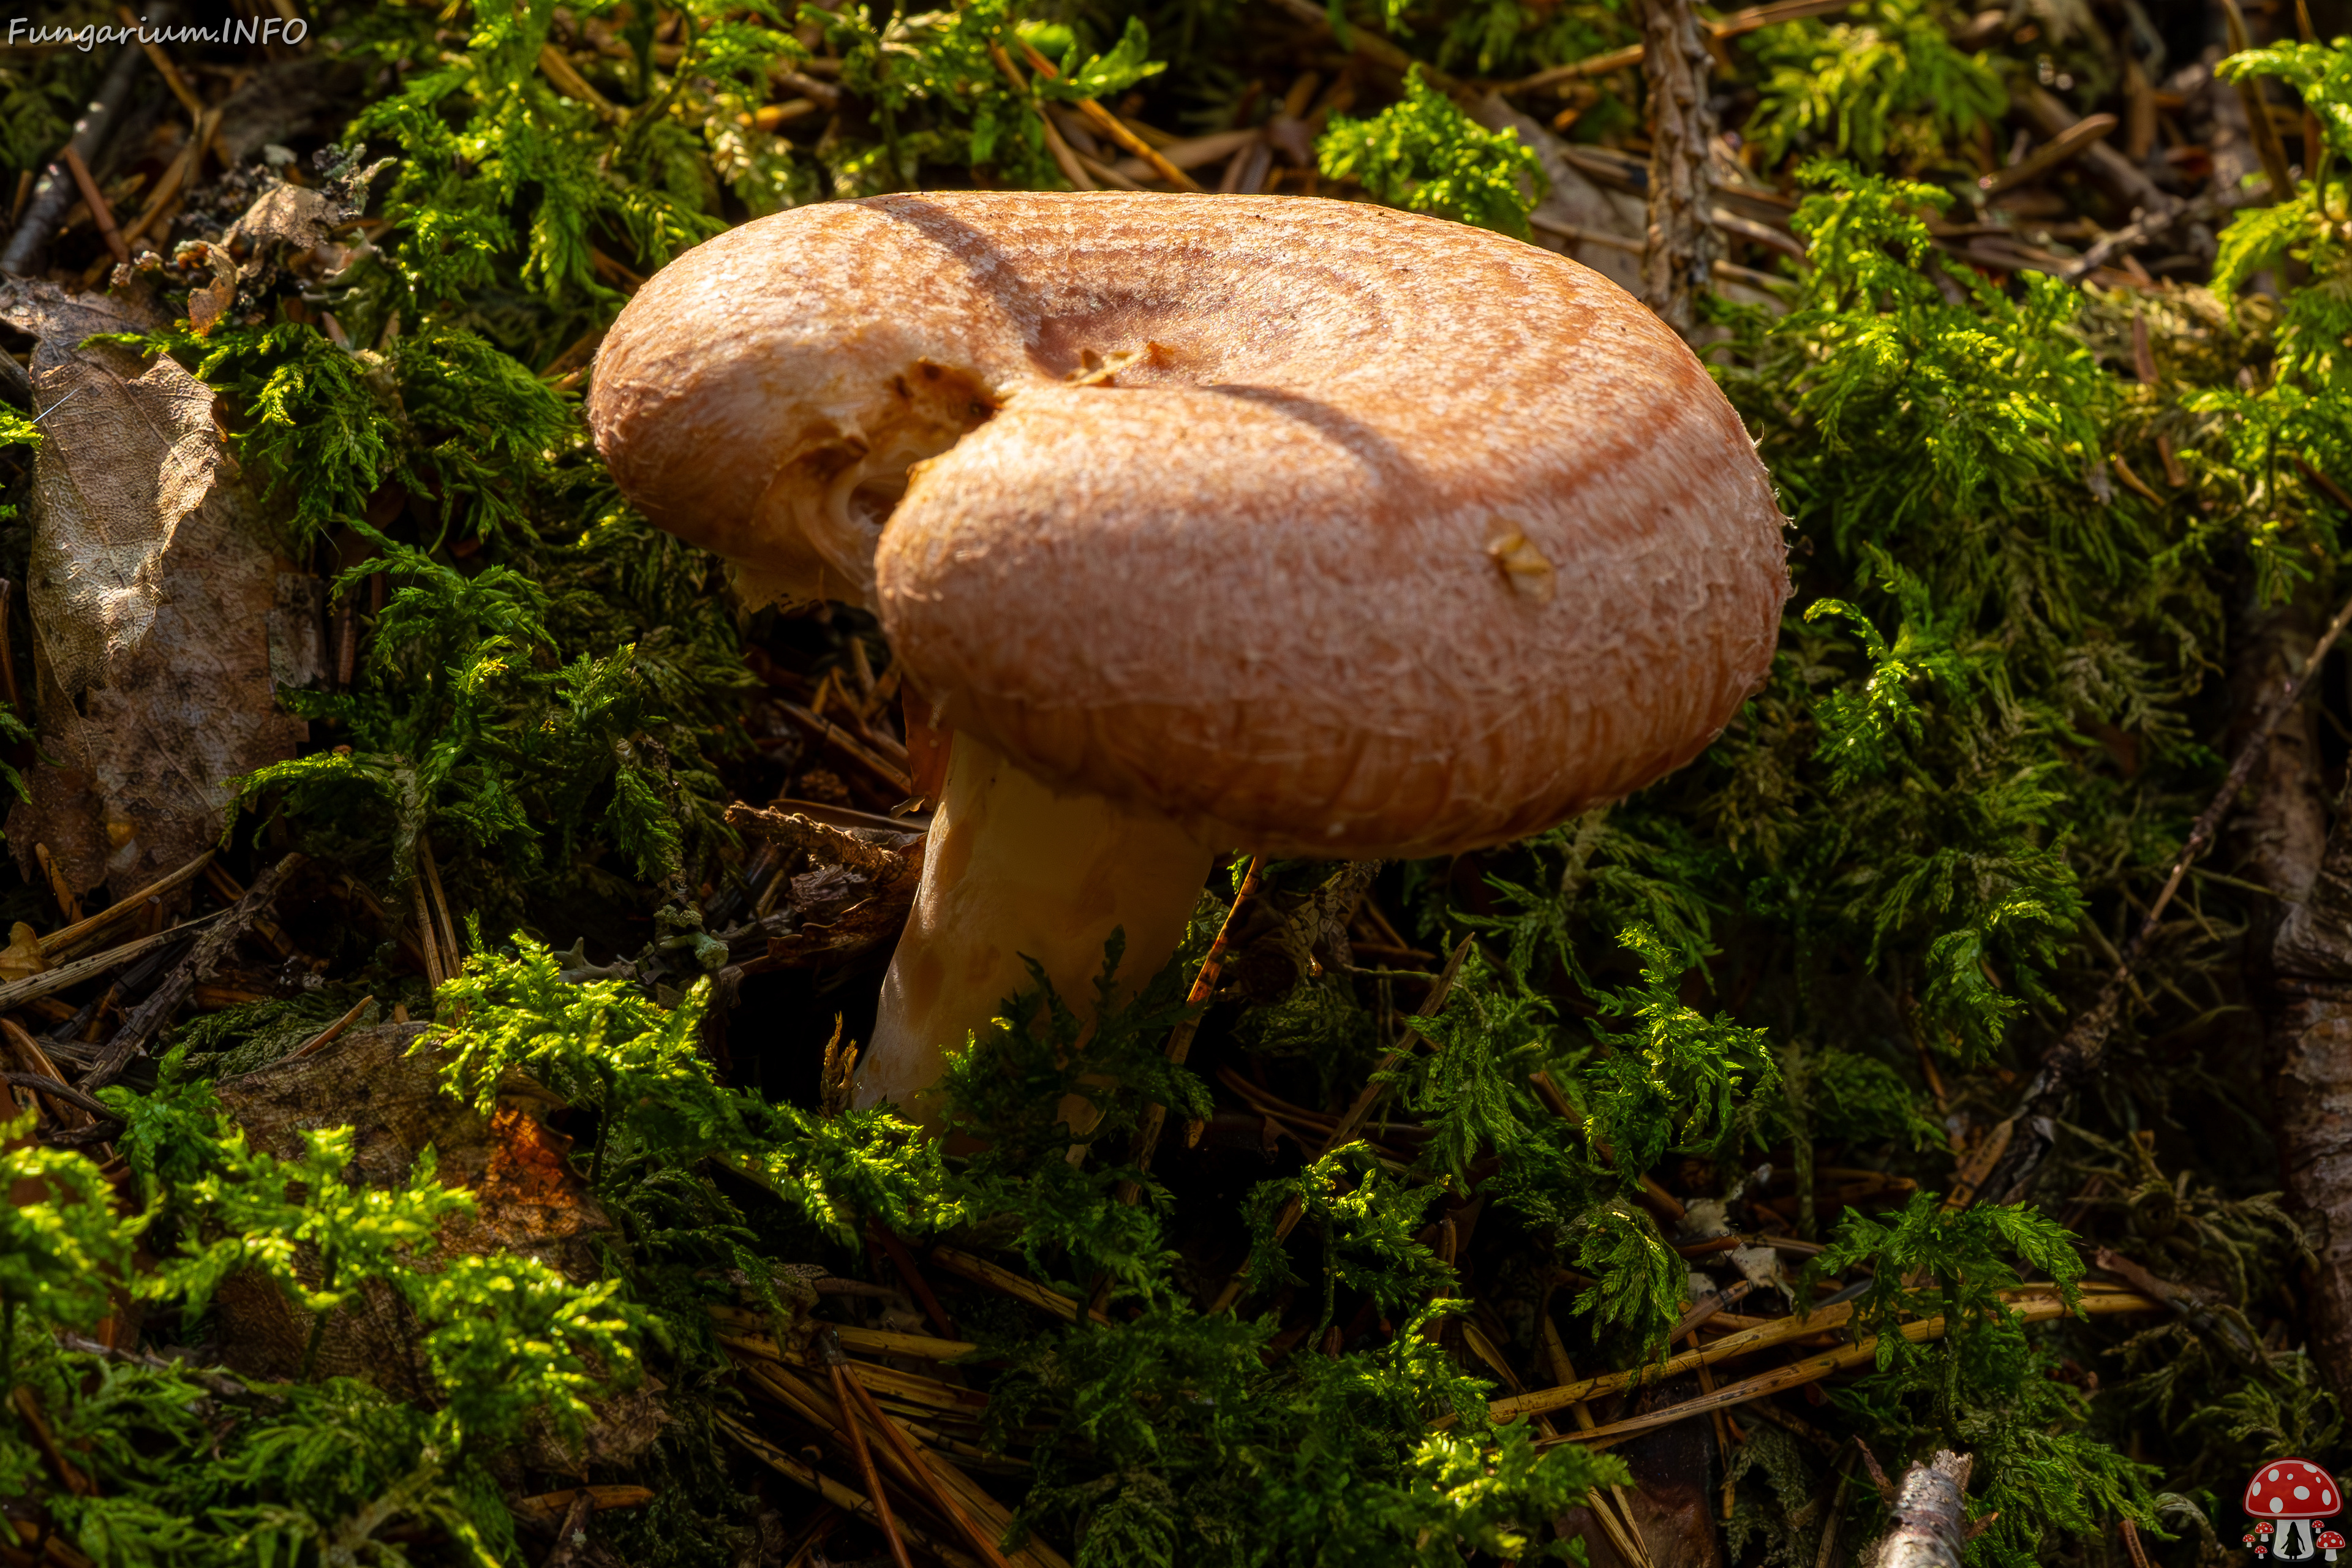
2245;1460;2342;1561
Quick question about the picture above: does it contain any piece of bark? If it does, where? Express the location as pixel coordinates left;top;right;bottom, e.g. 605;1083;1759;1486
2227;589;2331;902
1864;1450;1972;1568
2231;582;2352;1403
1977;579;2352;1207
209;1020;665;1467
1639;0;1721;337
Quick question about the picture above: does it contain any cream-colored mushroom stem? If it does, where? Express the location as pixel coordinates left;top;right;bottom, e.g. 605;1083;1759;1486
854;731;1216;1131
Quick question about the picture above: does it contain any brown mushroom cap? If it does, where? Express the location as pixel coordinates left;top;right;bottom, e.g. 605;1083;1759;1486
591;191;1789;857
875;194;1785;856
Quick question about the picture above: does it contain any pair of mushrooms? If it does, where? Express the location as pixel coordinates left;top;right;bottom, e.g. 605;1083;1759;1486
590;192;1789;1126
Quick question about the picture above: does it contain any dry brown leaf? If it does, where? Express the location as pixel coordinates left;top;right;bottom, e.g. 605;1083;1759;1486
46;478;309;897
0;280;304;902
0;923;49;984
183;244;239;337
224;183;337;260
268;571;326;692
22;342;222;698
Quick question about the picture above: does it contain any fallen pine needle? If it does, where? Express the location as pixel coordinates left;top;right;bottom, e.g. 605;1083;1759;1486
716;1412;982;1568
1532;1292;2162;1450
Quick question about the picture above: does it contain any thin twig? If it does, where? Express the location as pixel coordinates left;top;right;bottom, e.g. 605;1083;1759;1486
725;1343;1061;1566
1;25;149;274
932;1246;1110;1324
1;1072;120;1125
1261;0;1465;92
727;804;922;881
990;44;1098;190
1507;0;1858;91
83;853;304;1090
1668;1280;1759;1341
1981;581;2352;1204
1479;1282;2147;1427
2294;456;2352;517
0;1019;93;1129
60;146;128;265
1119;854;1265;1202
1017;39;1202;190
711;1302;976;1362
114;7;203;116
870;1218;959;1339
0;913;223;1016
1536;1293;2160;1450
2219;0;2297;199
1539;1305;1656;1568
418;835;462;982
290;995;374;1060
510;1487;655;1529
37;849;214;962
1815;1447;1858;1568
121;106;217;249
778;700;914;794
1977;115;2117;197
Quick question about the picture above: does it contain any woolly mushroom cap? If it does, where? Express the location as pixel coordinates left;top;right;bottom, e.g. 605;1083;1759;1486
589;193;1789;855
829;192;1789;857
2246;1460;2339;1519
